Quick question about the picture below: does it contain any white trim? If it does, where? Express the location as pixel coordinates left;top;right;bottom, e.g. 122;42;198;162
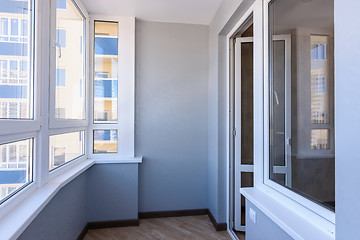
267;34;292;187
88;15;136;159
93;156;143;164
0;160;94;240
241;187;334;240
233;36;255;231
48;155;87;182
233;37;242;231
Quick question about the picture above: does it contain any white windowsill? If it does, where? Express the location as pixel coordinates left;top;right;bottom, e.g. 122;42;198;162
92;156;143;164
240;187;335;240
0;160;95;240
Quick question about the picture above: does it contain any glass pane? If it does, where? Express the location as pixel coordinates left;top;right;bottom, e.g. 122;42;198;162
0;0;33;119
94;21;118;123
0;139;32;203
93;129;117;153
49;131;85;171
311;129;330;150
268;0;335;211
241;41;254;165
55;0;85;119
241;172;253;188
311;36;329;124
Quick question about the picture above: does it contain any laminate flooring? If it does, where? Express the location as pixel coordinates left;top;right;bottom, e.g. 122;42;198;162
84;215;233;240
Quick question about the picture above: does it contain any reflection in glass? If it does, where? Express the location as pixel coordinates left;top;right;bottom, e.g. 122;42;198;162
94;21;118;123
268;0;335;210
0;0;33;119
93;130;117;153
49;131;85;171
311;36;329;124
311;129;329;150
0;139;32;203
55;0;85;119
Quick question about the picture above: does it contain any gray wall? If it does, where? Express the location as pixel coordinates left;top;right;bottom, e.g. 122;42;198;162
18;172;88;240
87;164;138;222
245;200;292;240
335;0;360;238
135;21;209;212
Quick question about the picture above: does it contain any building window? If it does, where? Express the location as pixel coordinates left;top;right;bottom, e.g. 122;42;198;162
56;0;67;9
56;29;66;48
56;68;66;87
267;0;335;211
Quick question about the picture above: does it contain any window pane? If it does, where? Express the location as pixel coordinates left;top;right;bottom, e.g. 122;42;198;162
49;131;85;171
94;21;118;123
93;130;117;153
55;0;85;119
0;139;32;203
268;0;335;210
0;0;33;119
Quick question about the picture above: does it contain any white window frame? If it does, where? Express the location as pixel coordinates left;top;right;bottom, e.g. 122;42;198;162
88;15;136;162
0;1;95;238
0;4;39;136
225;0;335;238
0;0;39;218
262;0;335;233
47;0;90;179
48;0;89;129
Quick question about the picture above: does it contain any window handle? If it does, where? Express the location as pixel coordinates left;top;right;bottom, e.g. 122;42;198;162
54;42;62;58
273;90;280;105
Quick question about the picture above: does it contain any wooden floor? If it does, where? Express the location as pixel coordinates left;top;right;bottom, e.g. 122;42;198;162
84;215;233;240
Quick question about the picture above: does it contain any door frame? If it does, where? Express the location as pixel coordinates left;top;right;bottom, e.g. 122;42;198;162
226;1;262;239
233;36;254;232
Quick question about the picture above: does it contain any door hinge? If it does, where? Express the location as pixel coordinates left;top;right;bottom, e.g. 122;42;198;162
232;129;237;136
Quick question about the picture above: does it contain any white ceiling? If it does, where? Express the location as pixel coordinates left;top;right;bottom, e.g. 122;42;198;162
82;0;224;25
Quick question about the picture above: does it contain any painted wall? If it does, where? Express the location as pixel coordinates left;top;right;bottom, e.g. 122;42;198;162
245;200;292;240
334;0;360;238
18;172;88;240
87;164;138;222
135;21;209;212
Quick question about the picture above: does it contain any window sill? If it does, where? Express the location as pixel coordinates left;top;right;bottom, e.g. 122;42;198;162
92;156;143;164
0;159;95;240
240;187;335;240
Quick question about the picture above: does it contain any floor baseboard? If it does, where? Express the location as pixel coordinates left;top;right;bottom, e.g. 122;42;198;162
77;223;88;240
139;209;208;219
87;219;139;229
207;209;227;231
